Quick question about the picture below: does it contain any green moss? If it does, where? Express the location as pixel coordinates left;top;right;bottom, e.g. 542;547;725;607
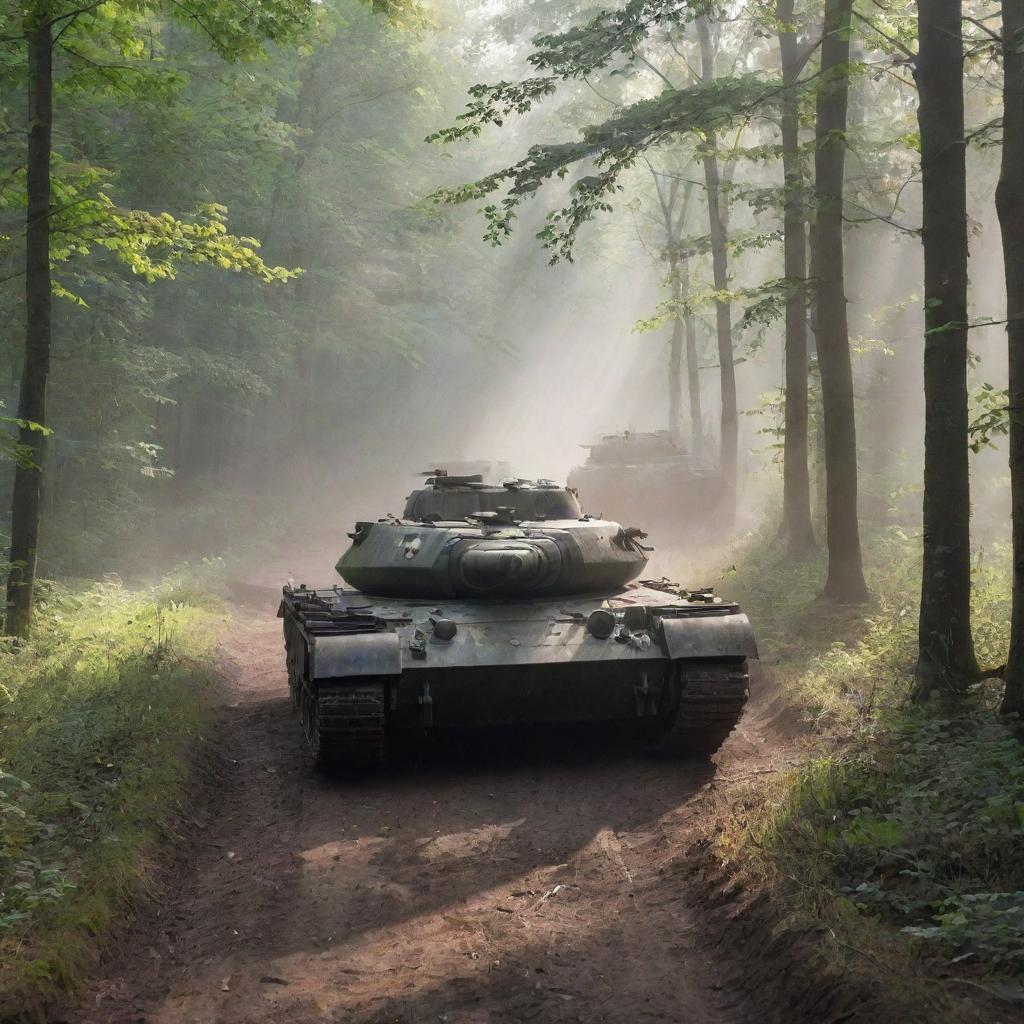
0;579;224;1018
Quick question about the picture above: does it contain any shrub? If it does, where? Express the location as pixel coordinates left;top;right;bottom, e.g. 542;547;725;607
0;578;221;1013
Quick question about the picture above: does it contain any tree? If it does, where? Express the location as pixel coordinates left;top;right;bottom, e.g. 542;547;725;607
912;0;978;698
0;0;316;636
696;15;738;523
776;0;815;553
997;1;1024;716
646;162;703;451
7;12;54;640
812;0;868;603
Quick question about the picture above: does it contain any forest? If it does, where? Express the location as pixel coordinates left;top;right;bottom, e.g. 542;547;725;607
0;1;1023;1022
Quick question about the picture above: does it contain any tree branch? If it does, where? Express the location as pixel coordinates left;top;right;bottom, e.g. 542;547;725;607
853;9;916;59
963;15;1001;43
45;2;107;30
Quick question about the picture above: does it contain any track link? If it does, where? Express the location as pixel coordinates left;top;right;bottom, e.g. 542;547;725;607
302;680;387;770
661;658;750;755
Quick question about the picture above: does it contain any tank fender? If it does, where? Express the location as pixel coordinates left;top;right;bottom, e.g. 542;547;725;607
660;613;758;661
311;632;402;680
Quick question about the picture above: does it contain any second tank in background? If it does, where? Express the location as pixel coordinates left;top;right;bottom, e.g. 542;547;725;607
568;430;725;538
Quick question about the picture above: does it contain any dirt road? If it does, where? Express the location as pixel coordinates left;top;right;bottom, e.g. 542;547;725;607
67;605;782;1024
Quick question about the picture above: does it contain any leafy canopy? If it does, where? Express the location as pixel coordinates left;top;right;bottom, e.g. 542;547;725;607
426;1;789;262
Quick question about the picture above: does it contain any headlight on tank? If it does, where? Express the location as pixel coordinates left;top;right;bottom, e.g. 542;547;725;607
432;618;458;641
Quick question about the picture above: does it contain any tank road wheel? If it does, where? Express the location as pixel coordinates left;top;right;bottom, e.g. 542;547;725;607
653;658;750;757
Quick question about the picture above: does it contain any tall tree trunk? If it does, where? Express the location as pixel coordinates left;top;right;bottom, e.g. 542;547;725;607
681;257;703;454
777;0;815;553
667;256;684;447
913;0;978;698
697;17;737;524
812;0;868;603
6;17;53;638
667;328;683;444
997;2;1024;716
651;168;700;453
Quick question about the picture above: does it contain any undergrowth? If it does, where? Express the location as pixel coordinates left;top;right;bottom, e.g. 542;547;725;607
0;577;223;1019
709;527;1024;998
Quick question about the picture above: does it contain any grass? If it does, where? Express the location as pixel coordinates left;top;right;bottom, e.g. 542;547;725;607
0;575;225;1020
706;526;1024;1002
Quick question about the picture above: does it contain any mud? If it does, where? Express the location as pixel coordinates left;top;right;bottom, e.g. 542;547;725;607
62;599;793;1024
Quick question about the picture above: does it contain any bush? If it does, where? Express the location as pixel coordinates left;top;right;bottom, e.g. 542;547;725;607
710;529;1024;980
0;578;222;1015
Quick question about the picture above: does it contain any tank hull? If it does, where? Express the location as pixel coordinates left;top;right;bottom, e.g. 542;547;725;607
280;582;757;767
567;461;726;536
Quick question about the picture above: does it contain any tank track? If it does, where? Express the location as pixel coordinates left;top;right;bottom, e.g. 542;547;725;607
300;679;387;770
661;658;750;755
281;589;389;770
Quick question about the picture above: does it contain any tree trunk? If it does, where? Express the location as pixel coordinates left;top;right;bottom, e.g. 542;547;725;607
812;0;868;603
913;0;978;698
6;17;53;638
697;17;737;524
997;2;1024;715
682;257;703;454
667;255;684;445
668;320;684;445
777;0;815;553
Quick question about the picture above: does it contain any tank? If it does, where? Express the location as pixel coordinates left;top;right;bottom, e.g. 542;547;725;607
279;471;756;768
567;430;725;535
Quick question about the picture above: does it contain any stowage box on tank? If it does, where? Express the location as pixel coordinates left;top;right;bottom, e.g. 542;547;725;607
279;471;757;768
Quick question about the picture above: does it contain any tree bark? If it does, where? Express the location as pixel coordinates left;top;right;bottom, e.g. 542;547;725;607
667;255;685;446
697;17;737;524
681;257;703;454
812;0;868;603
913;0;978;698
6;16;53;638
997;1;1024;716
777;0;815;553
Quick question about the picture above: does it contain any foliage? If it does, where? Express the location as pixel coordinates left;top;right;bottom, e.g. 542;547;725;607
0;0;509;576
718;527;1010;730
425;0;801;265
0;578;222;1012
0;404;52;470
636;273;804;339
426;0;711;144
708;529;1024;983
968;383;1010;454
735;713;1024;977
430;74;781;262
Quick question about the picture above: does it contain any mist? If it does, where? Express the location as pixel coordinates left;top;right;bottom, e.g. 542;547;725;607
0;0;1014;580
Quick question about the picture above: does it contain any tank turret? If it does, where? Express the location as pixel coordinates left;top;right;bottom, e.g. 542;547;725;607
341;472;646;598
402;472;582;522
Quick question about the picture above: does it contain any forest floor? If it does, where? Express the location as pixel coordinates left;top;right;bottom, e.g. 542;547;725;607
58;593;796;1024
